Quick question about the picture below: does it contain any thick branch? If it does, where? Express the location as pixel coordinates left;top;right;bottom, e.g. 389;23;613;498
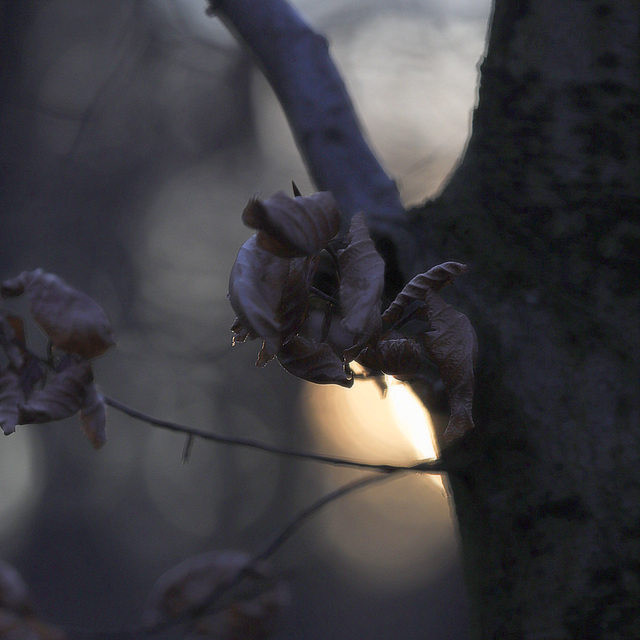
209;0;415;265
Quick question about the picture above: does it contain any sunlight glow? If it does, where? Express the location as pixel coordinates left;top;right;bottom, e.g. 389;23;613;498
302;374;456;591
385;375;437;461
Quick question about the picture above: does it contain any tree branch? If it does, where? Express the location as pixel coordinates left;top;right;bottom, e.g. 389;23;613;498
103;394;447;474
208;0;416;268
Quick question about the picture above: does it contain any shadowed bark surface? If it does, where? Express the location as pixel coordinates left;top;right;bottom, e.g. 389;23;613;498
410;0;640;636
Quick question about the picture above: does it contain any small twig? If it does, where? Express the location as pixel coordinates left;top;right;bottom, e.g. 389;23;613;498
149;472;400;635
103;394;447;475
254;472;398;563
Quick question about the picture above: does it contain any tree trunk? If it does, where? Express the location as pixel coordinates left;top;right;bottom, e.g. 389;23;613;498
413;0;640;636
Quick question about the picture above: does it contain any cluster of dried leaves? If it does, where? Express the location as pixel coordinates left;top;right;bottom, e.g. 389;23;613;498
228;188;477;442
0;269;114;448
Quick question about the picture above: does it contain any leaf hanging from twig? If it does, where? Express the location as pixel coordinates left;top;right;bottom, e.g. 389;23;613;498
356;338;424;376
337;213;384;353
277;335;353;387
420;286;477;443
381;262;468;329
381;262;477;442
19;357;93;425
142;551;289;639
228;237;310;357
1;269;115;359
242;191;340;258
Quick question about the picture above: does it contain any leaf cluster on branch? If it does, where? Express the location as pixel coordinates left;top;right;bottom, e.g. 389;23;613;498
228;188;477;442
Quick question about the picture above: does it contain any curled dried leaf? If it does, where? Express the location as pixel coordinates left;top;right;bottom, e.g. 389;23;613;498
228;238;310;358
420;286;477;443
277;335;353;387
19;357;93;425
382;262;468;329
79;383;107;449
1;270;115;359
337;213;384;349
356;338;424;376
242;191;340;257
142;551;289;639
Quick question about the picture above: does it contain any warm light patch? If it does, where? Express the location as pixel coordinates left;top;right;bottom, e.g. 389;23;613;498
302;374;457;591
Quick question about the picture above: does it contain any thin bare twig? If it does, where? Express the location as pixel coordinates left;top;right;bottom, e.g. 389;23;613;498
103;394;447;474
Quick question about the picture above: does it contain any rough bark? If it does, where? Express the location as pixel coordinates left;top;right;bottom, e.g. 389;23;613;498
216;0;640;637
415;0;640;636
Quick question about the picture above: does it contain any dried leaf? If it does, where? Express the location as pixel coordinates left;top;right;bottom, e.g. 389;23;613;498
79;383;107;449
277;335;353;387
336;213;384;346
19;357;93;425
142;551;288;639
382;262;468;329
0;368;23;436
356;338;424;376
420;286;477;443
228;238;310;357
242;191;340;257
1;270;115;359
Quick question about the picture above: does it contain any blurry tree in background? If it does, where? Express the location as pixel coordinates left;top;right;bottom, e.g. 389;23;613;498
2;0;639;639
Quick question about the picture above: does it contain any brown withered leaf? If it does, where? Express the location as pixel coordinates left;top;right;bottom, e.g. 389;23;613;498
277;335;353;387
242;191;340;258
142;551;289;640
19;357;93;425
381;262;468;329
420;286;477;443
0;368;23;436
356;338;424;376
228;237;310;358
79;383;107;449
1;270;115;359
336;213;384;350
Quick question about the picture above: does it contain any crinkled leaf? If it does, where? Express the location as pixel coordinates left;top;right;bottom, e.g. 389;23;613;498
356;338;424;376
420;286;477;443
79;383;107;449
142;550;289;640
277;335;353;387
19;357;93;425
242;191;340;257
336;213;384;347
228;237;310;357
382;262;468;329
0;368;23;435
1;270;115;359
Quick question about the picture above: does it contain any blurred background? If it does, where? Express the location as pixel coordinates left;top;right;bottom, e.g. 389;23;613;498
0;0;491;637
